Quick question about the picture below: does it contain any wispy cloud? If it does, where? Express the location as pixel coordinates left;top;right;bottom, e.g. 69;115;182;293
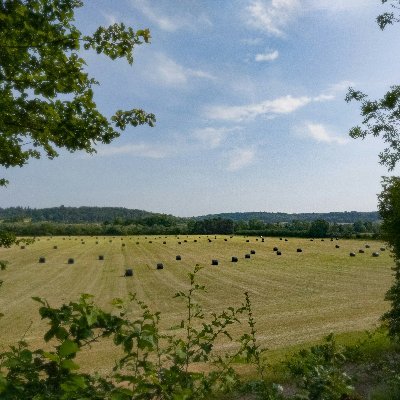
245;0;300;37
206;80;352;122
101;11;118;25
148;53;216;87
313;80;354;102
226;148;256;171
206;95;311;122
193;127;241;149
306;0;366;12
242;37;264;46
131;0;212;32
302;122;349;145
255;50;279;62
95;143;172;158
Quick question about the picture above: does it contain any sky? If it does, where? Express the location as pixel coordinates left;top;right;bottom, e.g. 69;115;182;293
1;0;400;217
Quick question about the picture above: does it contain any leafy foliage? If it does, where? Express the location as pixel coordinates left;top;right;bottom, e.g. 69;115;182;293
0;0;155;186
376;0;400;30
346;1;400;171
379;177;400;340
285;334;354;400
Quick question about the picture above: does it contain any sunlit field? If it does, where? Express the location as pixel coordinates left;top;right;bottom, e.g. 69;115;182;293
0;235;394;372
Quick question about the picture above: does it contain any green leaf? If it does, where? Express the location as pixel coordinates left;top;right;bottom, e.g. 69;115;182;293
61;359;80;371
59;339;79;357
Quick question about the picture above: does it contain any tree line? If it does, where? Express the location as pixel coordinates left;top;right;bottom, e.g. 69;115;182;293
0;217;380;238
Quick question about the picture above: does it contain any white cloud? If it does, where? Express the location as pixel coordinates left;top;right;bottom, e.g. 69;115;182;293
193;127;241;149
255;50;279;62
206;95;311;122
226;148;256;171
95;143;171;158
131;0;212;32
245;0;300;37
303;122;349;145
149;54;215;86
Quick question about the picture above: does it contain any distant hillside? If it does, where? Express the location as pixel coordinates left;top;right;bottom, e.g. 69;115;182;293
197;211;380;224
0;206;172;223
0;207;380;225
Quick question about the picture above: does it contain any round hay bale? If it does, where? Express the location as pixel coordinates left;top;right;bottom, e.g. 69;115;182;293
231;257;238;262
178;241;182;245
250;250;256;254
176;255;181;261
122;243;126;247
38;257;46;263
273;247;278;251
81;242;85;244
136;242;140;245
149;241;152;243
261;238;265;242
194;240;197;242
256;238;259;241
184;240;187;243
246;240;250;243
245;254;251;259
297;248;302;253
211;259;218;266
157;263;164;269
98;255;104;260
350;252;356;257
285;239;288;242
208;239;212;243
335;245;340;249
279;238;283;241
68;258;74;264
359;249;365;253
310;239;314;241
224;238;228;242
20;246;25;249
372;252;380;257
365;244;370;248
53;245;58;249
321;239;324;242
163;241;167;244
276;251;282;256
95;241;99;244
109;240;112;243
125;269;133;277
380;247;386;251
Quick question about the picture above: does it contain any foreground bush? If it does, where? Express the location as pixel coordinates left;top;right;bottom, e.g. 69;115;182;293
0;266;283;399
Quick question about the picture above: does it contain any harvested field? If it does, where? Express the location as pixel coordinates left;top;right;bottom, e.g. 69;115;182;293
0;235;394;371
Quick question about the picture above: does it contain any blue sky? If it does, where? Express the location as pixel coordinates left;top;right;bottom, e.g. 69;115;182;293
1;0;400;217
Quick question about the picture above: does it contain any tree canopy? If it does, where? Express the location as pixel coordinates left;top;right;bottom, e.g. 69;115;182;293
346;0;400;171
0;0;155;186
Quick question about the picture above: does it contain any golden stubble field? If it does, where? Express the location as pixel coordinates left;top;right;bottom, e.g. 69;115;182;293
0;235;394;372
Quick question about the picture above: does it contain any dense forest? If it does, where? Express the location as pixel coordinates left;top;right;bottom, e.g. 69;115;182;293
0;207;381;238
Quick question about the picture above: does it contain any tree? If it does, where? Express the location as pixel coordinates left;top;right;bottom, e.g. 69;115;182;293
0;0;155;186
308;219;330;238
379;177;400;339
346;0;400;171
347;1;400;341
